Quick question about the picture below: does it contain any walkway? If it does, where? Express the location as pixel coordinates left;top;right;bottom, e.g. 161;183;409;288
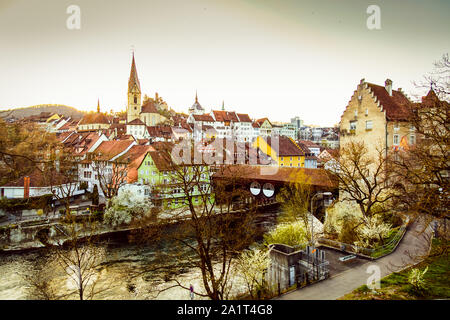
277;217;433;300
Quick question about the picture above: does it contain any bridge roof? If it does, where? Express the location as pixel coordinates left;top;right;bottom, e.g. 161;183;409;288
212;165;337;189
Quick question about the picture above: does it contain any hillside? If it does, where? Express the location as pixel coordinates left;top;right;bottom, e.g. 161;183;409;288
0;104;86;120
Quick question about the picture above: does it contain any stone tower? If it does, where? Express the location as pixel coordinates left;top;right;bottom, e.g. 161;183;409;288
127;53;142;123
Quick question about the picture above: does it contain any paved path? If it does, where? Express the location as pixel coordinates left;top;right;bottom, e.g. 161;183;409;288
278;217;433;300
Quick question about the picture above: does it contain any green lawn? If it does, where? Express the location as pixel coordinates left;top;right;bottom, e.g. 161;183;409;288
340;238;450;300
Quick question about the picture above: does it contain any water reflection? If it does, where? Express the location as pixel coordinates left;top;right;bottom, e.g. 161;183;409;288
0;205;280;300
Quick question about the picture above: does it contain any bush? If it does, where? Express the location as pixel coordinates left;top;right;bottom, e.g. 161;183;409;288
104;190;152;227
0;194;53;213
408;267;428;294
264;221;308;247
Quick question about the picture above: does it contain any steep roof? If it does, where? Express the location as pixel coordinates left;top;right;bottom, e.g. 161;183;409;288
366;82;413;121
93;140;135;160
256;118;271;126
237;113;252;122
78;112;110;125
264;136;305;157
193;114;215;122
117;145;155;183
147;150;173;171
147;125;172;138
128;53;141;93
127;118;146;126
141;100;159;114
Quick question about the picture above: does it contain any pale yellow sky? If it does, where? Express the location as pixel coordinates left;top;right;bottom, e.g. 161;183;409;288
0;0;449;126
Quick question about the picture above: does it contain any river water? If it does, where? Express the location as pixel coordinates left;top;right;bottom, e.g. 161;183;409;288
0;205;281;300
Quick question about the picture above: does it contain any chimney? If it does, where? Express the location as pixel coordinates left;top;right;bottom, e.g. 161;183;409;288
385;79;393;96
24;176;30;198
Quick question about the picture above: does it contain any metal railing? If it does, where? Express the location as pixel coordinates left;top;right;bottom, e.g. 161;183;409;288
317;216;409;259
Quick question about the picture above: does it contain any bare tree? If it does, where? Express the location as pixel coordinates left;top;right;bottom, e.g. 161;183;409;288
50;216;107;300
392;54;449;247
131;142;259;300
45;149;81;216
328;141;396;225
91;157;129;206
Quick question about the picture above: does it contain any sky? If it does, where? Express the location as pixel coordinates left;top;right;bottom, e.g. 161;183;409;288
0;0;449;126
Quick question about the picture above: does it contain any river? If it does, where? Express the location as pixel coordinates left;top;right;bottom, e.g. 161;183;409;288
0;204;281;300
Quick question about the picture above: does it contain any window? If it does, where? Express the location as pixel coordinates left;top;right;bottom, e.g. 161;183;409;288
409;134;415;145
134;96;137;104
365;108;368;116
366;120;373;130
290;157;293;161
393;134;399;145
350;121;357;131
280;157;284;161
394;122;399;131
354;110;358;117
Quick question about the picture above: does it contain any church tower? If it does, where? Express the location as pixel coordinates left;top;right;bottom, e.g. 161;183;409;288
127;53;142;123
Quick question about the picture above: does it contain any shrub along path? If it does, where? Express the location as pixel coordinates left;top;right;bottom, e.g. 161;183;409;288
277;216;433;300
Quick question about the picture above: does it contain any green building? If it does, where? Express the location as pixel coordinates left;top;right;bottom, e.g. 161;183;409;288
137;151;212;209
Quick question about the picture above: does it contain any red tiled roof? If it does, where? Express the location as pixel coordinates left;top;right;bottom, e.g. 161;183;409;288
93;140;135;160
141;100;159;114
237;113;252;122
147;125;172;138
78;112;110;125
264;136;305;157
193;114;214;122
128;118;146;125
366;83;413;121
147;150;173;171
256;118;271;126
116;145;155;183
137;139;150;145
212;165;337;189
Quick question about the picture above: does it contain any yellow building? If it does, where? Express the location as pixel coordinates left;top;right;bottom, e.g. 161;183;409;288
253;135;308;167
340;78;415;159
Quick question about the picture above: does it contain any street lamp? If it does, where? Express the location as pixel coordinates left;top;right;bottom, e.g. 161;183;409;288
310;192;332;248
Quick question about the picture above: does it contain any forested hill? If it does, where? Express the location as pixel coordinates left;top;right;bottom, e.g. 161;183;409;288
0;104;85;119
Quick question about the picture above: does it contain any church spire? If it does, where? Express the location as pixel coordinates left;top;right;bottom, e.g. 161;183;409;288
97;99;100;113
195;90;198;103
222;100;225;111
128;52;141;93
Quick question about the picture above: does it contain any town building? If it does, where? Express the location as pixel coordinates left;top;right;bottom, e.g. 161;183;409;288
253;135;317;168
339;78;415;159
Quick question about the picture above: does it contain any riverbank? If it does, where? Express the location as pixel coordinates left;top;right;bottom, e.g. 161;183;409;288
0;203;282;300
0;202;280;253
